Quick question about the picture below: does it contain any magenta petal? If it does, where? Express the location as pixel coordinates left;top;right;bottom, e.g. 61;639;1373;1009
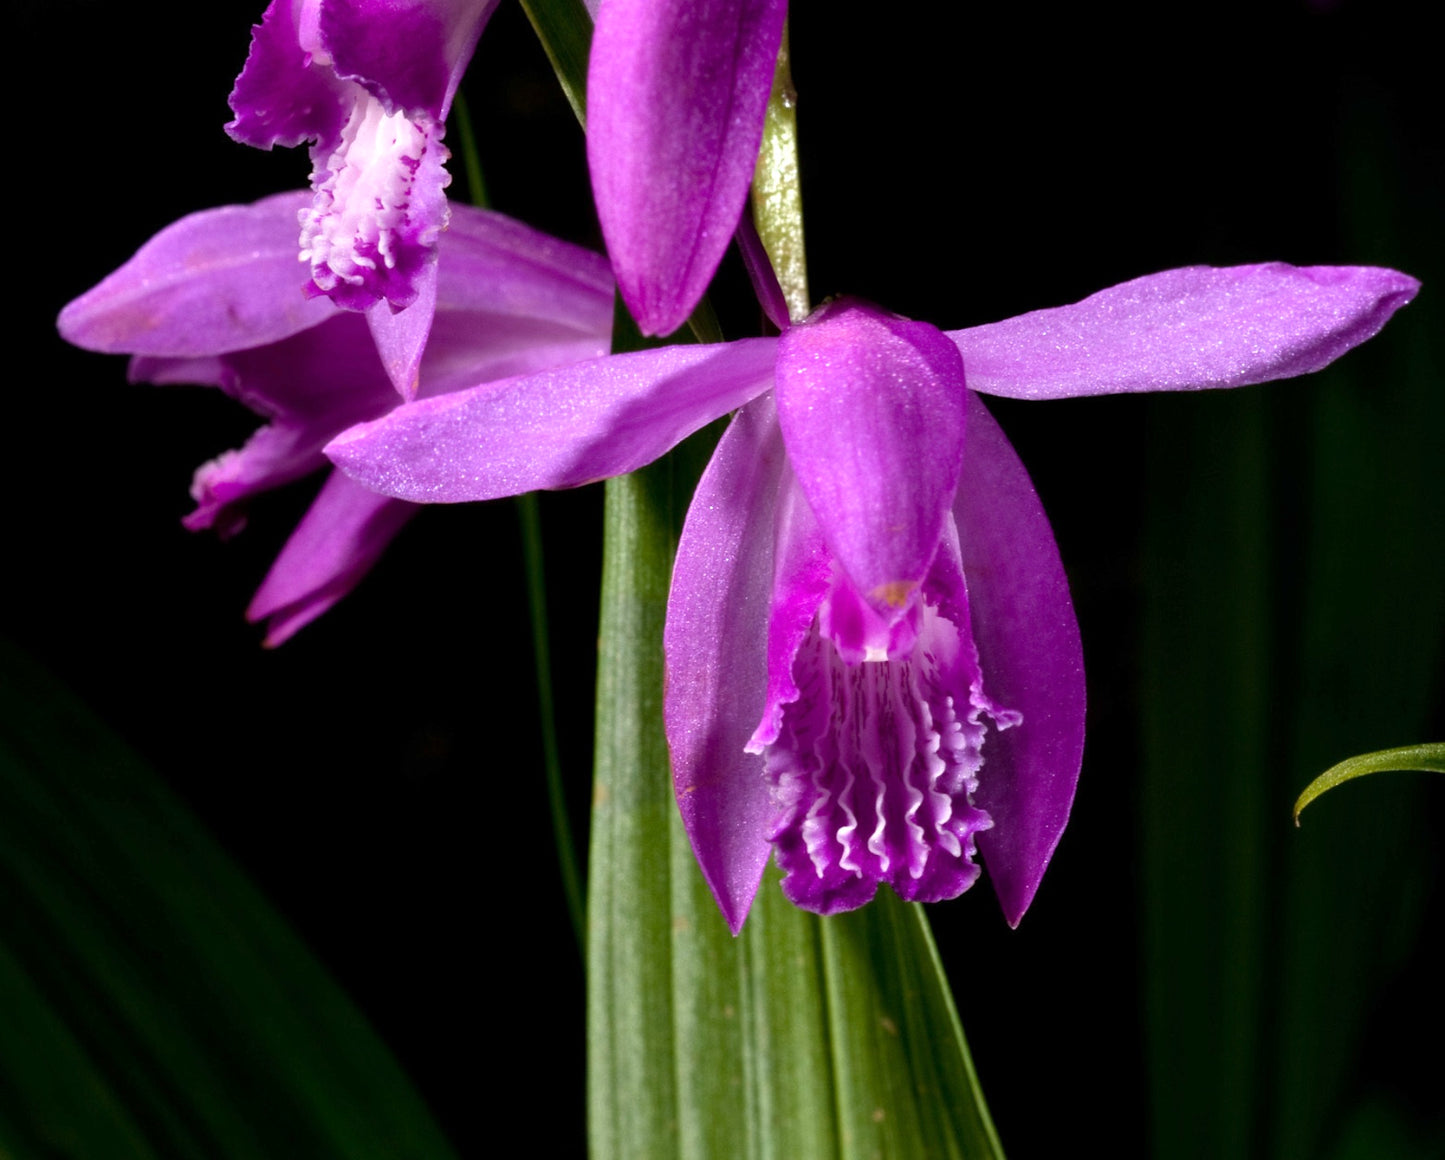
587;0;787;335
746;468;831;751
665;395;788;933
321;0;498;120
955;393;1085;926
298;99;451;312
766;538;997;915
132;312;397;535
414;204;613;395
227;0;347;149
367;263;438;398
248;470;418;645
438;204;614;319
775;298;967;612
57;193;334;357
326;336;778;501
951;263;1420;400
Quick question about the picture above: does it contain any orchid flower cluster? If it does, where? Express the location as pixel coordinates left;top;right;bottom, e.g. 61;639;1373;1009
59;0;1418;934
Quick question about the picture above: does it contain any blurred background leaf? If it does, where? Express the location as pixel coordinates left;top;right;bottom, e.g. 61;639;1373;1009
0;638;458;1160
1139;67;1444;1156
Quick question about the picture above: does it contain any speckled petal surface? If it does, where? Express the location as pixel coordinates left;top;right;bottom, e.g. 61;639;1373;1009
775;298;968;613
322;0;497;120
954;393;1085;926
57;193;334;357
326;337;778;501
226;0;347;149
587;0;787;335
665;394;790;932
950;263;1420;400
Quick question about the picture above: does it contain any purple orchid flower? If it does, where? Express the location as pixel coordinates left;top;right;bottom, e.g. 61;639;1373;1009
227;0;498;318
587;0;787;336
58;191;612;645
326;263;1418;930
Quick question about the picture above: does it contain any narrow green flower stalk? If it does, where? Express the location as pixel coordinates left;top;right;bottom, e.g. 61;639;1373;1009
453;91;584;947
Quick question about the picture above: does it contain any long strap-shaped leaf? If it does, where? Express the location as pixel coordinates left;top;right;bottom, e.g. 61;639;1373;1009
0;638;458;1160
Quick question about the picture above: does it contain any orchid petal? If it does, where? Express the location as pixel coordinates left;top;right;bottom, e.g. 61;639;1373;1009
775;298;967;614
587;0;787;335
369;204;613;399
665;395;789;933
130;313;397;535
951;263;1420;400
367;263;438;399
954;393;1085;926
767;534;998;914
297;92;451;311
248;470;419;646
321;0;498;121
326;337;778;501
227;0;347;149
746;466;831;752
57;193;334;357
436;204;614;325
229;0;480;313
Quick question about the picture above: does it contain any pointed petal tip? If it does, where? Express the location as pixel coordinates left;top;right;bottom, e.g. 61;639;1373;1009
721;894;753;938
994;873;1041;930
953;261;1423;401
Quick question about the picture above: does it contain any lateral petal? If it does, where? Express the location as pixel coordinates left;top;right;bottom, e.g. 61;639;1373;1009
587;0;787;335
57;193;334;357
326;337;778;501
248;470;419;646
227;0;347;149
665;394;788;932
951;264;1420;400
954;393;1085;926
775;298;967;615
320;0;498;121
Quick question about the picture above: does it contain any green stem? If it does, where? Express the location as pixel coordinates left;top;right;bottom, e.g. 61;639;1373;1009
518;492;586;947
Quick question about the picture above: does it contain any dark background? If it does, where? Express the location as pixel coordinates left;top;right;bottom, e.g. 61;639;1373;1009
21;0;1442;1155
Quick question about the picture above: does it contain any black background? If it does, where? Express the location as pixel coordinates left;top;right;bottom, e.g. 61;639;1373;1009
22;0;1441;1154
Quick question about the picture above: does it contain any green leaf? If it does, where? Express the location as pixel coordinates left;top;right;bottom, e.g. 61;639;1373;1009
1293;743;1445;824
515;0;593;127
587;457;1005;1160
0;637;457;1160
1139;242;1444;1157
